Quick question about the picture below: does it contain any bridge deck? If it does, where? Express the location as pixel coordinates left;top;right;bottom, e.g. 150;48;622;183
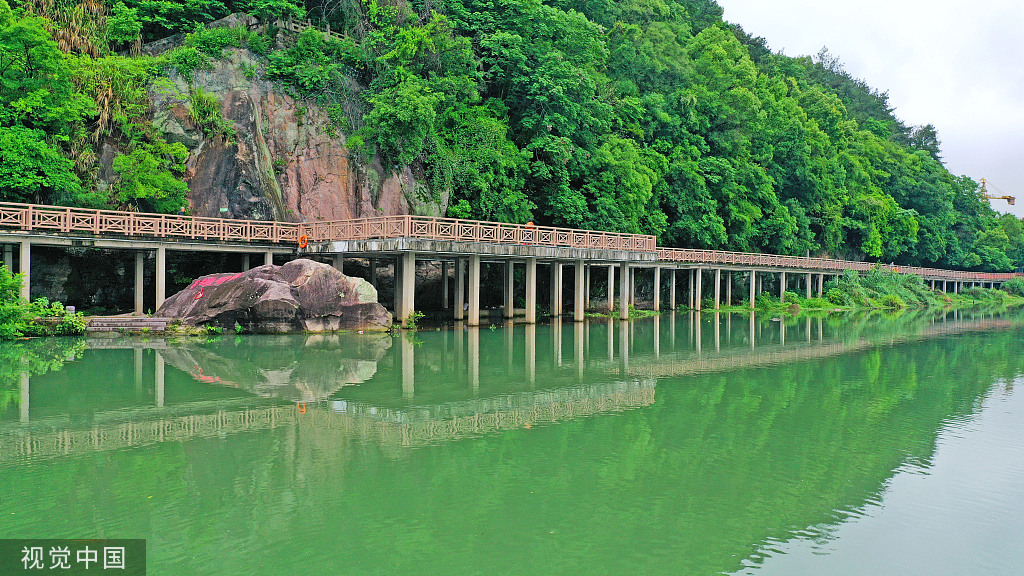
1;201;1018;323
2;201;1014;279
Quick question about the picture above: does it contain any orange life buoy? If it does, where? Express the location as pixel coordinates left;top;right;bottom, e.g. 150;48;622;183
298;234;309;248
297;402;307;414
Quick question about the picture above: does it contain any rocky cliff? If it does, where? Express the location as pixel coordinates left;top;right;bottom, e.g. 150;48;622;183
142;17;448;222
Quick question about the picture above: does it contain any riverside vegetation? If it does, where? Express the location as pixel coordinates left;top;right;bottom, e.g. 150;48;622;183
0;265;86;339
743;268;1024;314
3;0;1024;274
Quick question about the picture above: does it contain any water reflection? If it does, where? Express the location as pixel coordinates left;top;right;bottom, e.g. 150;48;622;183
2;309;1024;575
4;309;1020;456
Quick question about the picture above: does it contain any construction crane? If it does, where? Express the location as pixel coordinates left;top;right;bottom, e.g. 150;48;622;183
980;178;1016;205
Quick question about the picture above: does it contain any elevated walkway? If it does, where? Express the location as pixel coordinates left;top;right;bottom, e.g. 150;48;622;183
1;201;1018;326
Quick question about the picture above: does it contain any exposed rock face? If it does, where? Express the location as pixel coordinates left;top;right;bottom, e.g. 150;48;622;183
145;16;448;222
156;259;391;332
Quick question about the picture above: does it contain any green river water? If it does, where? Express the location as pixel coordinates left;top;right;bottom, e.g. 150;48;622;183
2;310;1024;575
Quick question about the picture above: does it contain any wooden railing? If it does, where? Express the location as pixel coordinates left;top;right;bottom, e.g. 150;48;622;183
0;201;1018;281
301;215;658;251
0;202;301;243
657;248;1021;281
274;18;347;42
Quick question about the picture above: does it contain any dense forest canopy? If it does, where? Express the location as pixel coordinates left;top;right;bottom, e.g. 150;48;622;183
2;0;1023;271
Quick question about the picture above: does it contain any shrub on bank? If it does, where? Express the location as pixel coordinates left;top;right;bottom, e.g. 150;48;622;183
0;266;86;339
999;277;1024;297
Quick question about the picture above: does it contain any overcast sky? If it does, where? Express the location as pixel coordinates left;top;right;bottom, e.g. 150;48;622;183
718;0;1024;217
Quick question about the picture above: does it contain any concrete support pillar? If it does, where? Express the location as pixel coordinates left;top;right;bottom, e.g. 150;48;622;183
688;269;695;309
2;245;12;273
441;261;449;309
726;272;732;308
155;246;166;310
670;269;677;310
629;267;636;306
503;260;515;319
805;273;812;299
18;241;30;301
468;255;481;326
695;268;702;311
714;268;721;310
749;270;756;309
942;280;948;293
653;266;661;311
395;252;416;326
242;253;250;272
818;274;824;297
930;279;935;290
607;265;615;312
584;265;591;310
757;274;763;295
619;262;629;320
550;262;563;317
263;251;273;266
369;258;378;288
134;251;144;315
574;260;585;322
332;254;343;272
455;258;465;320
779;271;787;302
525;258;537;324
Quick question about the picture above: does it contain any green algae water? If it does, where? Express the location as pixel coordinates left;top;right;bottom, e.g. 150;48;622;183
2;310;1024;575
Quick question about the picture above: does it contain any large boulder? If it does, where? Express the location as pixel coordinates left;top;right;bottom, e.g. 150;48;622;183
157;259;391;332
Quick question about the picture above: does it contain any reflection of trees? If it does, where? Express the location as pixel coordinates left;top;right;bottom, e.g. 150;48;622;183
159;333;392;402
0;338;85;413
2;320;1024;575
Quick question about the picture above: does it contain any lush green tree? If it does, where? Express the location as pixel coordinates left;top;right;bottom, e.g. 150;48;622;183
107;2;143;48
112;143;189;212
0;126;84;205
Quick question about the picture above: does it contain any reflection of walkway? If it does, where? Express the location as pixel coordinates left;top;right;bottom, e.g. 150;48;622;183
0;380;655;461
607;315;1016;379
3;313;1014;462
